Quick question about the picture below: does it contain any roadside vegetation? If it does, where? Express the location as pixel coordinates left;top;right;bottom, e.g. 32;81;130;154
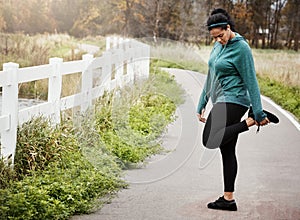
0;52;185;219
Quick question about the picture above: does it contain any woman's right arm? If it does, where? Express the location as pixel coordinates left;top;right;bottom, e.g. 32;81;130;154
197;69;211;114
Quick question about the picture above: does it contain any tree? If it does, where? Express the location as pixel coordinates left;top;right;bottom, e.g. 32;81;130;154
0;0;55;34
282;0;300;51
270;0;287;49
108;0;140;37
0;0;297;51
248;0;273;48
230;1;253;38
70;0;102;37
50;0;82;33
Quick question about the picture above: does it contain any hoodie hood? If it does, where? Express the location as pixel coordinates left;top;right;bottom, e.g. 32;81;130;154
227;32;246;45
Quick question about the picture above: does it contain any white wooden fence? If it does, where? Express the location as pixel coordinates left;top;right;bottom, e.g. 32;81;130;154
0;37;150;164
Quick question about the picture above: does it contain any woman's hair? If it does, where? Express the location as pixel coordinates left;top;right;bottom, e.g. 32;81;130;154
207;8;236;32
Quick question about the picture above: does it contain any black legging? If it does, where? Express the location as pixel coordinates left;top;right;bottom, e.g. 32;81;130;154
202;102;248;192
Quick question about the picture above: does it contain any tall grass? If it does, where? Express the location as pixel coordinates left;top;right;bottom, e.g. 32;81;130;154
253;49;300;121
253;49;300;87
0;63;184;219
144;38;208;74
0;33;86;100
0;33;84;69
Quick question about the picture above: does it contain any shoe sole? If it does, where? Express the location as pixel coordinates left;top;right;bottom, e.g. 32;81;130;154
263;110;279;124
207;206;237;211
248;108;279;124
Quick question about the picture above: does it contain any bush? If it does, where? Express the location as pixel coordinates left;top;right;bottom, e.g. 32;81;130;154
94;66;184;167
129;94;176;136
14;117;77;178
0;61;184;219
0;159;16;189
0;151;125;220
94;94;165;166
258;76;300;121
0;117;126;220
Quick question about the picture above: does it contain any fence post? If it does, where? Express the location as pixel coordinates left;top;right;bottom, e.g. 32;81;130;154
106;37;111;51
113;36;118;48
132;41;142;81
48;58;63;124
116;38;124;88
1;62;19;164
124;40;134;84
81;54;94;112
102;51;112;91
143;44;150;79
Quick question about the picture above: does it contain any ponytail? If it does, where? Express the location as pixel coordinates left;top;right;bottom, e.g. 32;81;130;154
207;8;236;32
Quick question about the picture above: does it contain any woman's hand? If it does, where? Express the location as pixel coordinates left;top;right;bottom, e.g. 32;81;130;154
197;109;206;123
255;117;270;126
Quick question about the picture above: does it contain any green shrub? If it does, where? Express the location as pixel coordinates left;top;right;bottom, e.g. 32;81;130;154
94;95;163;166
73;109;124;176
129;94;176;135
258;76;300;121
0;116;126;220
0;151;126;220
94;66;184;167
0;58;185;219
14;117;77;178
149;59;187;105
0;158;16;189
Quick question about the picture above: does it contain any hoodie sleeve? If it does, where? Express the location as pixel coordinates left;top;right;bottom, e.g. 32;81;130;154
197;69;211;114
234;41;266;122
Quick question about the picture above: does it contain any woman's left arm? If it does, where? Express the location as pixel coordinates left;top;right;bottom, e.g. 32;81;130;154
234;42;267;123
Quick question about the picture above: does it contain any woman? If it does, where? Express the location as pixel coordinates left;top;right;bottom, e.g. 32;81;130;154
197;8;278;211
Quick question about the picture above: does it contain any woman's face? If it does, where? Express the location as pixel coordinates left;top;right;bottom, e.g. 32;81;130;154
210;26;231;45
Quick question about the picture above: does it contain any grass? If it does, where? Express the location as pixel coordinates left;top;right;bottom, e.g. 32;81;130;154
0;116;127;220
146;38;208;74
257;76;300;120
0;33;88;100
0;33;84;69
253;49;300;88
0;62;185;219
246;48;299;121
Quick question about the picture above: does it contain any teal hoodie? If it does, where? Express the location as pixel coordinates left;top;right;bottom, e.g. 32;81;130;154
197;33;266;122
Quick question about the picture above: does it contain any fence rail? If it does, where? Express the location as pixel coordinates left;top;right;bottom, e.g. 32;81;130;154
0;37;150;164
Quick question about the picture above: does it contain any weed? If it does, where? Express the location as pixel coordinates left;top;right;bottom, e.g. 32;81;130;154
258;76;300;121
0;58;184;219
0;116;126;220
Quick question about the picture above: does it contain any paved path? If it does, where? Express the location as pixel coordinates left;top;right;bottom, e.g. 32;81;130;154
73;69;300;220
78;43;100;55
0;96;45;113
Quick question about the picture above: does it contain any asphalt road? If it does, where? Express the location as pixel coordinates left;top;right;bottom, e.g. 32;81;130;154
72;68;300;220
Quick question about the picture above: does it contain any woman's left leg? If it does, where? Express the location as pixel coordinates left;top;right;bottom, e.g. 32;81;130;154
220;135;238;194
220;103;248;197
207;103;248;211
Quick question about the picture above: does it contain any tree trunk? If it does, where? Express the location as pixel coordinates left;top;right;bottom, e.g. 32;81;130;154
153;0;161;42
293;0;300;51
